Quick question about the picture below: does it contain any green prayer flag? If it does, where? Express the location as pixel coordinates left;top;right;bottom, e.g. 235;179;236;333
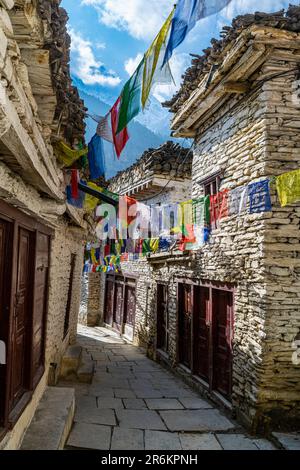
117;59;144;133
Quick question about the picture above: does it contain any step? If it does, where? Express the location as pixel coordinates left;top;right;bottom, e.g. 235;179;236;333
60;345;82;378
21;387;75;450
77;359;95;384
272;432;300;450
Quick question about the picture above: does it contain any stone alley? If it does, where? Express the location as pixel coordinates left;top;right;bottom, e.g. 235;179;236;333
61;326;275;451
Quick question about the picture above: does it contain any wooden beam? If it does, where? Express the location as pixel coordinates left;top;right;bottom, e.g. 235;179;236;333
220;81;250;94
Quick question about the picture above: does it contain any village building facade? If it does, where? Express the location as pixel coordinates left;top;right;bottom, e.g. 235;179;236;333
89;9;300;433
0;1;86;449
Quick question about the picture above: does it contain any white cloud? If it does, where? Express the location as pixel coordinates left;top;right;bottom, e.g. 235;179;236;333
124;53;144;76
69;29;121;87
81;0;174;40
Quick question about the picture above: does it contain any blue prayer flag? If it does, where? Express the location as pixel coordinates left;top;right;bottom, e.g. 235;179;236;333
248;179;272;214
163;0;232;66
88;134;105;180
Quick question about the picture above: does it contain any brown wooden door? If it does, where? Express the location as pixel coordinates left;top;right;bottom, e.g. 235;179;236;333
0;218;13;426
178;283;192;370
64;254;76;338
193;286;210;382
10;227;34;409
124;284;136;327
212;289;233;399
104;277;114;325
157;284;168;352
31;233;50;385
113;278;124;330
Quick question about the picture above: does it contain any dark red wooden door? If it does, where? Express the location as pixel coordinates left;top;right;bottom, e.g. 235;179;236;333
178;284;192;370
31;233;50;384
193;286;210;382
0;218;12;426
124;285;136;326
104;277;114;325
113;279;124;329
10;228;33;408
212;289;233;399
157;284;168;352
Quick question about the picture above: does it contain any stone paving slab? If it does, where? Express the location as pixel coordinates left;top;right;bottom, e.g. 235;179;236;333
145;431;182;450
159;410;236;432
135;389;167;399
111;428;144;450
179;398;213;409
114;388;136;398
123;398;147;409
88;386;115;398
216;434;259;450
179;433;222;450
74;406;116;426
272;432;300;450
97;397;124;409
116;409;167;431
67;423;111;450
145;399;184;410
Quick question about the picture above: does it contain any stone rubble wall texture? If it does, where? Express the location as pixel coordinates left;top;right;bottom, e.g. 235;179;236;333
0;1;86;449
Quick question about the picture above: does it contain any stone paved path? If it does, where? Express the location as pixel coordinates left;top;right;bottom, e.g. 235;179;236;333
63;326;276;450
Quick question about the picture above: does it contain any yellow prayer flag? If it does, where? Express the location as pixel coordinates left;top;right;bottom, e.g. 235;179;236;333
84;182;100;212
55;141;88;167
141;8;175;109
276;169;300;207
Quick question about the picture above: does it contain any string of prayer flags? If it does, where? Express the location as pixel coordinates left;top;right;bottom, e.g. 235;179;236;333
111;97;129;158
141;7;175;109
55;141;88;167
276;169;300;207
96;114;114;144
88;134;105;180
248;179;272;213
162;0;232;67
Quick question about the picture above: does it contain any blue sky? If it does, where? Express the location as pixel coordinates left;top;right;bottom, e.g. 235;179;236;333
62;0;291;107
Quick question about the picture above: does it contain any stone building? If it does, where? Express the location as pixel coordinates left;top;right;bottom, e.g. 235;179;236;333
0;1;87;449
93;8;300;432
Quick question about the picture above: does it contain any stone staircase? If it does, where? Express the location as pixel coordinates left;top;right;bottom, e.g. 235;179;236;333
60;345;94;383
21;387;75;450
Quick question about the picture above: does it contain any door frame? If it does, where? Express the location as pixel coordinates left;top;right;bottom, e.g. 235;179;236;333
0;200;53;431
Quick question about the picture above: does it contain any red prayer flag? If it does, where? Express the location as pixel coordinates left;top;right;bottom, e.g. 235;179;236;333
71;169;79;199
111;97;129;158
210;189;229;224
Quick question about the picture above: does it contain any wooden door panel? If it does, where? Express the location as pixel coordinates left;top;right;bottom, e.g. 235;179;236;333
157;284;168;352
178;284;192;370
212;289;233;400
104;278;114;325
114;282;123;327
194;286;210;382
124;285;136;326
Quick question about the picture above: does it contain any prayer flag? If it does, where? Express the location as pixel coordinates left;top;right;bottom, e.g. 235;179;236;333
96;114;114;144
111;97;129;157
70;169;79;199
276;169;300;207
88;134;105;180
163;0;232;66
248;179;272;213
117;59;144;133
229;186;248;215
142;8;175;109
210;189;229;224
55;141;88;167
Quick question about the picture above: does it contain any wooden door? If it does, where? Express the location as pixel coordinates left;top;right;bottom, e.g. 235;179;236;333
212;289;233;399
124;284;136;327
31;233;50;385
157;284;168;352
193;286;210;382
0;218;12;426
113;278;124;330
178;283;193;370
64;254;76;338
104;277;114;325
10;227;33;409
